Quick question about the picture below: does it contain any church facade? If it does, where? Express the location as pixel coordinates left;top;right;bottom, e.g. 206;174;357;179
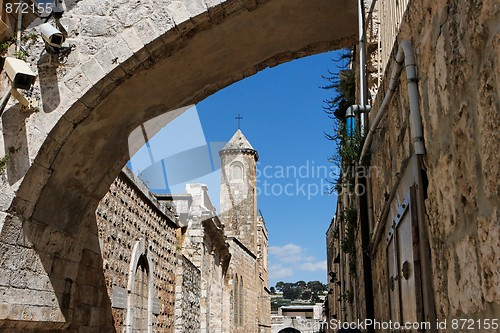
95;129;270;332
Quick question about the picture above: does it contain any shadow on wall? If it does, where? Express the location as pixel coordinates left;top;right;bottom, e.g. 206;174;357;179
37;55;61;113
0;212;114;330
1;105;31;185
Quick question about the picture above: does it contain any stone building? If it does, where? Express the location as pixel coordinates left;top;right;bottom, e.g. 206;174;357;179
325;0;499;332
0;0;357;330
92;129;270;332
219;129;271;333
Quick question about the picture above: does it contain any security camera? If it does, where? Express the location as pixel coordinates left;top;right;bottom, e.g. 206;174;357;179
39;23;65;49
3;57;36;90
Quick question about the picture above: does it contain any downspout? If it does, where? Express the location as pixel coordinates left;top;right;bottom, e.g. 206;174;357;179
358;0;368;132
356;1;375;330
359;40;425;164
16;0;23;53
346;105;371;137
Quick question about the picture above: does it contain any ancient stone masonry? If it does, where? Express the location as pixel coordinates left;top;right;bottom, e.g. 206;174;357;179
163;130;271;333
96;168;179;332
174;255;201;333
0;0;354;329
326;0;500;330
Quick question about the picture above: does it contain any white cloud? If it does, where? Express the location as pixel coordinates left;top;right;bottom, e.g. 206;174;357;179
299;260;327;272
269;243;326;282
270;243;302;257
269;264;294;280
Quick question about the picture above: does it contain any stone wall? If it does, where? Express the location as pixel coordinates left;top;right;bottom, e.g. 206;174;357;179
369;0;499;322
229;238;259;333
257;217;271;333
327;0;499;328
174;255;201;333
329;0;500;328
96;168;179;332
0;0;350;328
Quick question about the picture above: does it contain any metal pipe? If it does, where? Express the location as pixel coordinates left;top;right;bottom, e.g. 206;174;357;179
16;0;23;53
358;0;368;132
359;40;425;163
346;105;371;137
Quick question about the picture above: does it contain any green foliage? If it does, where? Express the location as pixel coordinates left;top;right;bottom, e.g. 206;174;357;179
0;154;10;173
272;280;327;302
14;49;29;60
339;208;357;276
323;50;364;191
22;32;38;43
0;38;15;55
321;50;355;121
300;290;312;300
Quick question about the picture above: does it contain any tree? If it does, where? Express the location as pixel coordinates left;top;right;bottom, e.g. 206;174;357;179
295;280;307;289
311;292;320;303
301;290;312;300
282;284;301;300
270;287;276;294
275;281;284;292
307;281;326;294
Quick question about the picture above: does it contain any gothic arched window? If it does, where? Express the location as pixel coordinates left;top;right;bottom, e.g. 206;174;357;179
126;239;154;333
133;255;149;332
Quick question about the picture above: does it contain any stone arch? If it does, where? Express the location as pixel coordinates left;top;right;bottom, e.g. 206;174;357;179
0;0;356;328
126;239;155;333
278;328;301;333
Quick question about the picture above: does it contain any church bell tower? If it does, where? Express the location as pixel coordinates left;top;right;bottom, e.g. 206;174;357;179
219;129;259;253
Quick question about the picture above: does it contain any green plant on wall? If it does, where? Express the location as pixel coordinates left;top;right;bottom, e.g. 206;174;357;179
0;147;20;173
0;38;15;55
340;208;357;276
14;49;29;60
323;50;363;190
0;154;10;173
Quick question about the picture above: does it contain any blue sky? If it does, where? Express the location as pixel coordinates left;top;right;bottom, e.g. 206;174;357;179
128;50;346;287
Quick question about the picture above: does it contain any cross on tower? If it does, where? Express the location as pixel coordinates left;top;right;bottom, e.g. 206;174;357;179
235;114;243;129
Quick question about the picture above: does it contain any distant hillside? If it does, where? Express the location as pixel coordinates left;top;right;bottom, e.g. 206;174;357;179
270;280;327;311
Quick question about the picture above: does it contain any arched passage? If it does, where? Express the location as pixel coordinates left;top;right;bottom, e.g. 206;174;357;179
278;328;301;333
0;0;356;329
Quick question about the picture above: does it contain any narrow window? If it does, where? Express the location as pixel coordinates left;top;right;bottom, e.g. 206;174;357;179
234;275;239;324
231;163;244;181
133;255;149;332
239;277;243;326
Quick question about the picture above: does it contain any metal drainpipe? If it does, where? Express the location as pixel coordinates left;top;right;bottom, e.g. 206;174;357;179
358;0;368;131
16;0;23;53
356;1;375;331
359;40;425;163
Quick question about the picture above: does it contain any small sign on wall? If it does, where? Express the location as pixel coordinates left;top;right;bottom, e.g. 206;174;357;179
111;287;128;309
153;297;161;315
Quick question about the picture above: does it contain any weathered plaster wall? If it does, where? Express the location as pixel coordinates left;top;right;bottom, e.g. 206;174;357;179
367;0;499;324
96;169;179;332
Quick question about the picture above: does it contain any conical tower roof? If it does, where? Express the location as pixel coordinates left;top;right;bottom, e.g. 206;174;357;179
220;129;258;160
